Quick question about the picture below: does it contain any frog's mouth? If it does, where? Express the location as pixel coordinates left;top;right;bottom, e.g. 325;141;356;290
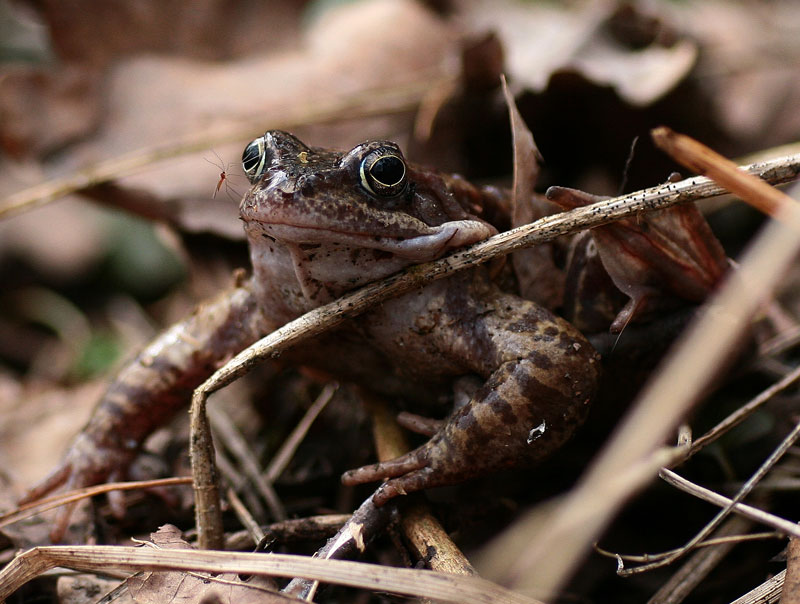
246;219;496;263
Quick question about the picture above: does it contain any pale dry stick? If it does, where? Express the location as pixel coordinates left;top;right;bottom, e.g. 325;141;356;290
620;416;800;576
0;80;442;220
476;133;800;599
730;569;785;604
687;363;800;459
596;531;778;563
0;546;539;604
647;515;753;604
660;469;800;537
368;398;477;576
188;153;800;549
264;382;337;483
225;486;266;546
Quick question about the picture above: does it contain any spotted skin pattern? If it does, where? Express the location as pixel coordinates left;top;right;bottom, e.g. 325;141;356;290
25;131;600;539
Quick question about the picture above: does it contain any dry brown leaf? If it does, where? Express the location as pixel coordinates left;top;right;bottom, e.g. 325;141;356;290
127;525;291;604
501;76;564;308
57;574;134;604
462;1;696;106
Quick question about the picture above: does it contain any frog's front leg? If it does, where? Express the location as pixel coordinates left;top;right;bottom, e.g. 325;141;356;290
22;279;270;539
343;292;600;504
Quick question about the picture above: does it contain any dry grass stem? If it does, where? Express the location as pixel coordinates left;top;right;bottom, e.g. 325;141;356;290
264;382;337;483
730;569;785;604
687;363;800;458
597;530;778;564
0;477;192;530
224;486;266;546
660;469;800;537
208;405;286;521
646;516;753;604
0;545;539;604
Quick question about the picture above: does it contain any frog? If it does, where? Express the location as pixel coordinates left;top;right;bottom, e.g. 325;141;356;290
24;130;603;538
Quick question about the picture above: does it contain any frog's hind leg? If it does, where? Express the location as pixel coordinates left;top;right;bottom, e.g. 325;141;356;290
343;348;599;506
21;281;269;541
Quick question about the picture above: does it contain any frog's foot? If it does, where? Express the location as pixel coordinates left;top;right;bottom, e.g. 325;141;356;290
20;433;134;542
342;439;462;506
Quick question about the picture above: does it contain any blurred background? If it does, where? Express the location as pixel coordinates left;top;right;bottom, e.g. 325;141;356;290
2;1;800;602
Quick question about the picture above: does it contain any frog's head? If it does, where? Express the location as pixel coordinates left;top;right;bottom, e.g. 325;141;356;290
239;130;495;264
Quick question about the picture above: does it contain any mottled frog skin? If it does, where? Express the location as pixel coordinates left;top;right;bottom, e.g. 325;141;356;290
25;131;600;529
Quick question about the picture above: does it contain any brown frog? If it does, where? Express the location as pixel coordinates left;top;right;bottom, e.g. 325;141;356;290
26;130;601;536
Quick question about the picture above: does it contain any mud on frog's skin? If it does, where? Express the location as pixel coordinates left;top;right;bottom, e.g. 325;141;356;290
24;130;600;539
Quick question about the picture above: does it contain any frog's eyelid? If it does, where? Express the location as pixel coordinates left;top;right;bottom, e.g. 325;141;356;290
242;136;268;183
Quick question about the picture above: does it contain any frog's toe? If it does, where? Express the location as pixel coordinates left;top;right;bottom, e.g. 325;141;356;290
341;447;452;506
371;466;436;505
341;451;428;487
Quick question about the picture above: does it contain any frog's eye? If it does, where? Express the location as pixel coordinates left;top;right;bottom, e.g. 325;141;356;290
359;149;407;197
242;136;269;183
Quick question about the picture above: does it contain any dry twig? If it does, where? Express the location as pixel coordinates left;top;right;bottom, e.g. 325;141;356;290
646;515;753;604
0;477;192;531
621;417;800;575
0;545;538;604
660;469;800;538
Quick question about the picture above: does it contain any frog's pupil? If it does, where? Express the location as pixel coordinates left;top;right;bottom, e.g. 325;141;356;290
370;156;404;186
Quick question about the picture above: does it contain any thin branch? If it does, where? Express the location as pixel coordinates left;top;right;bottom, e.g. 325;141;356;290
596;530;779;563
621;417;800;575
687;363;800;458
660;469;800;537
0;545;540;604
264;382;337;483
